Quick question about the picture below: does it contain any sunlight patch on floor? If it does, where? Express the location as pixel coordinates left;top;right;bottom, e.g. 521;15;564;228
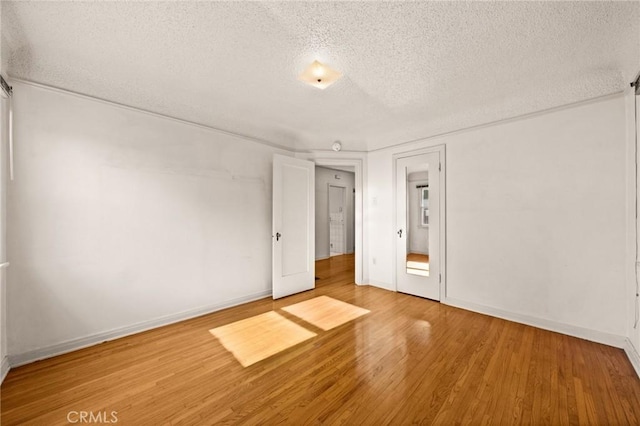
209;311;316;367
282;295;370;331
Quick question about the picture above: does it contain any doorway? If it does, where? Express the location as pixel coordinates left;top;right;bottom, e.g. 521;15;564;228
315;166;356;283
394;146;445;301
329;184;346;257
273;155;365;299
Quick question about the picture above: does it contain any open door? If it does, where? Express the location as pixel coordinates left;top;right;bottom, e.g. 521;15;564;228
272;154;315;299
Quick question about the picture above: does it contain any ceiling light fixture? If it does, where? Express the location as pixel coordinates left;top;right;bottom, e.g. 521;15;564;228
298;60;342;90
332;141;342;152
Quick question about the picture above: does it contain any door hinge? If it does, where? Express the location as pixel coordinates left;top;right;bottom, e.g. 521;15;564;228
439;273;441;283
439;162;441;172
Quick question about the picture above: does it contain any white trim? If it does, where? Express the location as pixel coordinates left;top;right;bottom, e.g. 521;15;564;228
8;95;14;181
8;77;295;153
296;153;366;285
443;297;626;349
8;290;272;368
392;145;447;300
303;149;368;154
624;85;640;352
8;79;623;157
624;338;640;378
368;280;394;292
369;91;625;153
315;255;330;261
0;356;9;384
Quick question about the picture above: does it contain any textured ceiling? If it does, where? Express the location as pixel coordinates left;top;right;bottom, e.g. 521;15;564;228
2;1;639;152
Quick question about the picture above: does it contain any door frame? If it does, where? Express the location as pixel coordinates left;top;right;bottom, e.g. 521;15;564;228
392;145;446;297
328;183;348;256
296;154;365;285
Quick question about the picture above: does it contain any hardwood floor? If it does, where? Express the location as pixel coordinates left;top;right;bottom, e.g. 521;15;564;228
3;253;640;425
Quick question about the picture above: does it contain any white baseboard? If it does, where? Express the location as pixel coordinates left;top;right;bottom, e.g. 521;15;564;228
624;338;640;378
369;280;395;292
1;356;9;384
315;255;330;261
443;297;626;349
9;290;272;368
356;276;370;286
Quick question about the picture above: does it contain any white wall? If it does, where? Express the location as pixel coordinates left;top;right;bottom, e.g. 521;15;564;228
368;95;628;342
315;166;355;260
407;172;428;255
4;77;631;367
367;152;394;290
7;81;290;359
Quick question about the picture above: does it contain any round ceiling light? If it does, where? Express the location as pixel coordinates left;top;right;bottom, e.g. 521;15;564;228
332;141;342;152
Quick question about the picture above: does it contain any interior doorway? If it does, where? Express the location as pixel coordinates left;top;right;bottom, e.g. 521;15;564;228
315;166;356;282
288;154;364;286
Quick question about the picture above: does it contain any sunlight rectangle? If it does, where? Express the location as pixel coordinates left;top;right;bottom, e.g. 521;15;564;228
209;311;316;367
282;296;370;331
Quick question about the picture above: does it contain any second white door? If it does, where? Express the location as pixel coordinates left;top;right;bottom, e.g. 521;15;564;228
395;151;442;300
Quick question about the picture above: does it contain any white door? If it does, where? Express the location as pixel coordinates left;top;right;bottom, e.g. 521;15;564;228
272;154;315;299
329;185;346;256
636;93;640;348
396;151;441;300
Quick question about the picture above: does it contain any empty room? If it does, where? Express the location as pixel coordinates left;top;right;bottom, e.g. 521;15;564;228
1;1;640;424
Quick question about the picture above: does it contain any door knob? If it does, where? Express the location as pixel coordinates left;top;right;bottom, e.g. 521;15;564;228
276;232;281;241
397;229;403;238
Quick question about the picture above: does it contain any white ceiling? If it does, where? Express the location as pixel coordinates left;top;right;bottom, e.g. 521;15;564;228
2;1;639;152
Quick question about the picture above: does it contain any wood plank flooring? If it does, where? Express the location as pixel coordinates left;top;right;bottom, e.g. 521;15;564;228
208;311;317;367
407;253;429;264
281;295;369;331
2;253;640;425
